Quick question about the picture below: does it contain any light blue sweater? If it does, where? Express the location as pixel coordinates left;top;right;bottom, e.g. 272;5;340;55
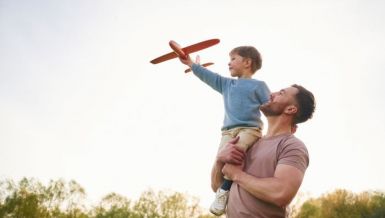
191;64;270;130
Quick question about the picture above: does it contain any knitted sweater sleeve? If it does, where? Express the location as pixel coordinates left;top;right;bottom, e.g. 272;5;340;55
191;63;230;93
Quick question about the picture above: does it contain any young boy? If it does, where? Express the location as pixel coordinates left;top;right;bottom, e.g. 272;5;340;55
179;46;270;216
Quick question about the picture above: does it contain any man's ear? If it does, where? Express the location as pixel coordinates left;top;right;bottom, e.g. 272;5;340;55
285;105;298;115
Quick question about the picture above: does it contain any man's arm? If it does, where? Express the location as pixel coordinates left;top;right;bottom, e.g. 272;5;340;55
211;159;225;192
222;163;304;207
210;137;246;192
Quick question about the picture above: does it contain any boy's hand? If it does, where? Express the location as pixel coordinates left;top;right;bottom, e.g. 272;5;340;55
195;55;201;64
178;55;193;67
179;55;200;68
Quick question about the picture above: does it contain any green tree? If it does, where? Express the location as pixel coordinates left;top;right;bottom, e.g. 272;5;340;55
292;189;385;218
92;192;133;218
0;178;217;218
0;178;88;218
369;192;385;218
91;189;216;218
0;178;48;218
131;189;213;218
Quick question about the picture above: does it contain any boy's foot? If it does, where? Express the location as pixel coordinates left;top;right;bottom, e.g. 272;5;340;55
209;188;229;216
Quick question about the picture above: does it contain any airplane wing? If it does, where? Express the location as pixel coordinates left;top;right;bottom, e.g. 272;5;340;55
185;62;214;73
150;38;220;64
182;39;220;54
150;51;178;64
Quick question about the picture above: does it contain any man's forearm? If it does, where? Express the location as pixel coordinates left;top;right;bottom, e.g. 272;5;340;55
233;172;298;207
210;160;225;192
211;136;245;192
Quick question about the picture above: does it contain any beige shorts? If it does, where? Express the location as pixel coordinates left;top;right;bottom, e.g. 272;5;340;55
218;127;262;152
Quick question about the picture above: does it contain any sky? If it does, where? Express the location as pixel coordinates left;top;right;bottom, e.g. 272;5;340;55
1;0;385;209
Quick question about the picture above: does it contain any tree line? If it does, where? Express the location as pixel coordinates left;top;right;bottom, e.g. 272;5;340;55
0;178;214;218
292;189;385;218
1;178;384;218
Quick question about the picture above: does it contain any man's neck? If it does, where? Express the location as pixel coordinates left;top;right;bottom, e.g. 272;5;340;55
265;117;292;137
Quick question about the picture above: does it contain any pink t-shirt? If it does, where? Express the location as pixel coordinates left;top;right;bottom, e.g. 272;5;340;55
227;133;309;218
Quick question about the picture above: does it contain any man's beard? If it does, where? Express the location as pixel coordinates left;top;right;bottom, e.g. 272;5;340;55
260;103;285;117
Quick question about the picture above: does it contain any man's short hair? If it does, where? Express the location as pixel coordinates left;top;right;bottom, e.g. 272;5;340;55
230;46;262;73
292;84;316;124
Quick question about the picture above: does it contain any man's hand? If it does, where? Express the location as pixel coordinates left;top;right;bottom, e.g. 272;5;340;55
216;136;246;165
222;162;244;181
211;136;246;191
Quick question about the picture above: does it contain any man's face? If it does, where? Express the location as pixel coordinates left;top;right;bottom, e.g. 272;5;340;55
260;87;298;117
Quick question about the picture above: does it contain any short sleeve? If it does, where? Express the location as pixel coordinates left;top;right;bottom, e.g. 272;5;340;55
277;137;309;173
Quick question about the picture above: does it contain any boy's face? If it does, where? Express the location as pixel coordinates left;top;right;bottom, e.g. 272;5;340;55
228;53;248;77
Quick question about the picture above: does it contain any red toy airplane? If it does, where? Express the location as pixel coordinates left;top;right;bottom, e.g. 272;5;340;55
150;39;220;65
184;62;214;73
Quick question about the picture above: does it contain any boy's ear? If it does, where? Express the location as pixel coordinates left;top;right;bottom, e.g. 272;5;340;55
244;58;252;68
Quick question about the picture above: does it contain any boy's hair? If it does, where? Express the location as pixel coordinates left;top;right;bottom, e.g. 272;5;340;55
230;46;262;73
291;84;316;124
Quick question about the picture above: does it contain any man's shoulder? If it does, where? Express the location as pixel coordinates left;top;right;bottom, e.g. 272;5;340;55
261;134;307;153
280;134;308;151
277;134;309;171
285;134;306;144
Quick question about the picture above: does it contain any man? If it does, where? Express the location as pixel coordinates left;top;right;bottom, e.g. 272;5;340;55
211;85;316;217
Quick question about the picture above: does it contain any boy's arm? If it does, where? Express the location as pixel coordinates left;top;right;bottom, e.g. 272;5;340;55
191;64;229;93
257;81;271;104
178;55;228;93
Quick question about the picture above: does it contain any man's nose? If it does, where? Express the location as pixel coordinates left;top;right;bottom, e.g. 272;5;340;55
270;93;277;99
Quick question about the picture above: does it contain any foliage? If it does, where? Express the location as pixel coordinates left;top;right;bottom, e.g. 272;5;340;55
92;189;215;218
0;178;215;218
0;178;87;218
292;189;385;218
3;178;384;218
